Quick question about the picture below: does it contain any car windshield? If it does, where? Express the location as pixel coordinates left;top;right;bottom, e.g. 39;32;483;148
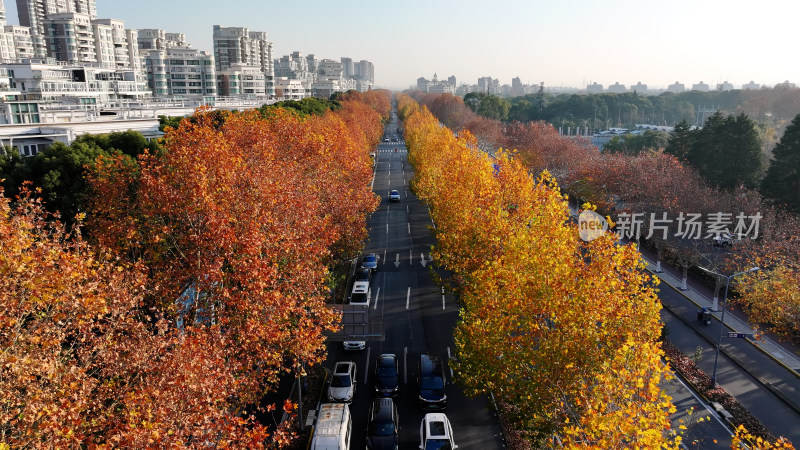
351;293;367;303
363;256;377;263
390;190;399;195
369;420;395;436
331;374;351;387
425;439;452;450
420;376;444;390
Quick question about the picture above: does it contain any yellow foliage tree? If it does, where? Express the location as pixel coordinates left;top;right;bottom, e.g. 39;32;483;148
401;95;679;448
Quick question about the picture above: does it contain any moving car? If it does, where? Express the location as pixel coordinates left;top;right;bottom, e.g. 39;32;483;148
350;280;371;307
374;354;399;397
328;361;357;403
311;403;352;450
342;340;366;351
355;267;372;282
418;354;447;410
361;254;380;272
389;190;401;202
367;398;399;450
419;413;457;450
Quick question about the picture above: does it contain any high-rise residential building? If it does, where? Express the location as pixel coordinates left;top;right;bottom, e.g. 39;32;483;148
144;45;216;98
16;0;97;35
213;25;274;97
0;0;7;27
341;57;353;78
91;19;140;70
4;25;35;59
44;12;96;64
354;60;373;84
667;81;685;93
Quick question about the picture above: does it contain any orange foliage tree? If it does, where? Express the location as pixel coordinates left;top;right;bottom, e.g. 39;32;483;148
402;96;679;448
70;100;380;444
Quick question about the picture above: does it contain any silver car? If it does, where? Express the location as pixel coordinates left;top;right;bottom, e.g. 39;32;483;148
328;361;357;403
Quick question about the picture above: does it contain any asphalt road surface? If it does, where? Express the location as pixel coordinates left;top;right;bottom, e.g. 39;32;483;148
322;112;506;449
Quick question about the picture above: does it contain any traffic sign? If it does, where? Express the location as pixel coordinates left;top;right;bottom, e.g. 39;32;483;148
727;332;750;339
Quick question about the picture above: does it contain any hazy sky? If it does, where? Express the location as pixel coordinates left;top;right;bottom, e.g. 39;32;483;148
5;0;799;90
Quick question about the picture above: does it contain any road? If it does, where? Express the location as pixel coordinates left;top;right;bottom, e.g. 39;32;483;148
323;111;506;449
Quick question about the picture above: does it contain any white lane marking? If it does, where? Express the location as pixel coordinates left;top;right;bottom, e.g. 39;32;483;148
394;253;400;267
406;204;409;213
409;249;412;265
447;347;454;378
383;248;386;265
364;347;371;384
442;294;446;310
373;287;381;310
404;347;408;384
408;223;411;234
406;287;411;309
386;223;388;234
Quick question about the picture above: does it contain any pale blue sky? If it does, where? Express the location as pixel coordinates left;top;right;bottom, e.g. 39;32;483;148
5;0;798;90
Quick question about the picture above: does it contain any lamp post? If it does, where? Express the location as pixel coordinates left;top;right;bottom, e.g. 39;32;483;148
698;266;759;386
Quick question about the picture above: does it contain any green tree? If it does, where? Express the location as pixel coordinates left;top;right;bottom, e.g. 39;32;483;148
761;113;800;209
687;112;764;189
477;95;510;121
665;119;693;160
604;130;670;155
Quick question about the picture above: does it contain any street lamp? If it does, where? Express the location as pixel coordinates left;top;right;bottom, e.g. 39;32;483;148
698;266;759;386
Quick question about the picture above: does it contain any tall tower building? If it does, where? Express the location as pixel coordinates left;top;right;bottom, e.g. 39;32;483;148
0;0;7;27
16;0;97;35
213;25;274;97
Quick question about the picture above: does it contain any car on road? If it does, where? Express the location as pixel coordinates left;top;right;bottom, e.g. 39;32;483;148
389;190;401;202
366;398;399;450
342;340;366;351
713;232;744;247
361;253;380;272
349;280;371;307
418;354;447;410
384;137;390;142
391;137;398;142
355;267;371;282
328;361;357;403
419;413;457;450
374;354;399;397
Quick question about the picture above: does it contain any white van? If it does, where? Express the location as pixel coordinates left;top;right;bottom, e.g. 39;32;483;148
310;403;352;450
349;281;371;307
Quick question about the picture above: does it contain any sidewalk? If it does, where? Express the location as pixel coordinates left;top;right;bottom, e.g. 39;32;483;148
644;255;800;375
641;251;800;426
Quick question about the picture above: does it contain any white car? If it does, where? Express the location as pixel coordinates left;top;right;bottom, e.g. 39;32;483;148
349;281;371;307
419;413;457;450
328;361;357;403
342;340;366;351
713;232;745;247
389;190;401;201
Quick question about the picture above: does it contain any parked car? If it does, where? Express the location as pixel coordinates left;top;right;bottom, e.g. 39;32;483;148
418;354;447;410
328;361;357;403
367;398;399;450
419;413;457;450
389;190;401;202
361;253;380;272
374;354;399;397
355;267;372;282
350;281;371;307
311;403;352;450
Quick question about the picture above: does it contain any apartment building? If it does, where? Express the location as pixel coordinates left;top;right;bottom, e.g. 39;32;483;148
5;59;150;102
217;63;264;97
44;12;96;64
144;45;216;98
213;25;274;97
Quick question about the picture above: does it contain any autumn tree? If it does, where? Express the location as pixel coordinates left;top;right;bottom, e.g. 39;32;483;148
402;97;678;447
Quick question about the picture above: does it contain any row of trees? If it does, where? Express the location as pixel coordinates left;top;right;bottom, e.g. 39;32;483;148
408;91;799;447
0;90;390;446
461;84;800;137
398;96;679;447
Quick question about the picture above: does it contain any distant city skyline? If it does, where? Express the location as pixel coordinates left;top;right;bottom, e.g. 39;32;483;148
3;0;798;90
